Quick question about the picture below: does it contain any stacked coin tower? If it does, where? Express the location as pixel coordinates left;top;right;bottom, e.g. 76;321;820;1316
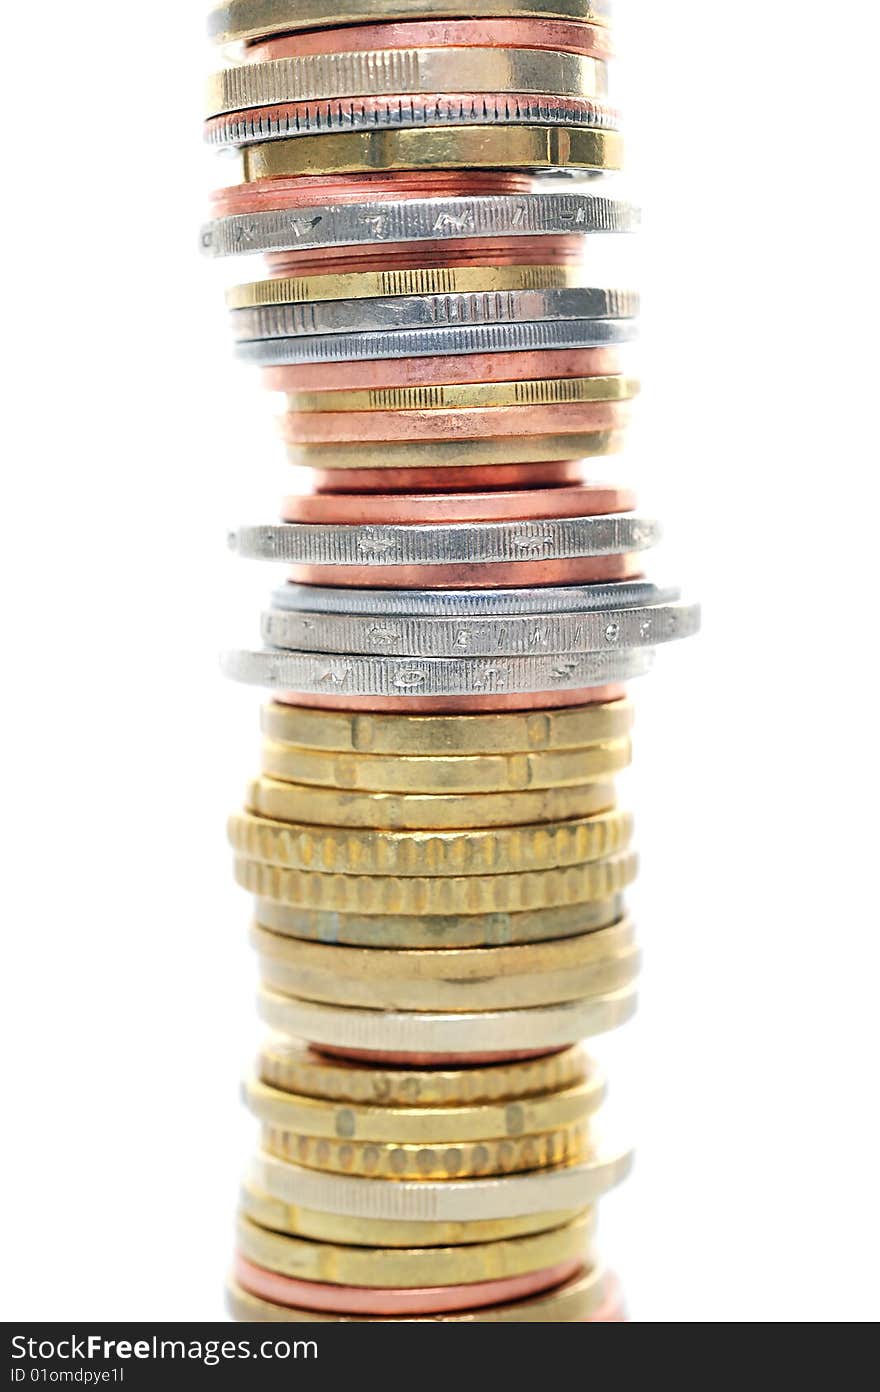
204;0;698;1324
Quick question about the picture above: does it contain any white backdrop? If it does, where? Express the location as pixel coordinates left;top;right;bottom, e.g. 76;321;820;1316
1;1;878;1321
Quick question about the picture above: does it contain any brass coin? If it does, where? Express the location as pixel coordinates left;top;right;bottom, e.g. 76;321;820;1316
262;1118;592;1178
237;1210;594;1287
229;806;633;876
258;1040;589;1106
248;775;618;830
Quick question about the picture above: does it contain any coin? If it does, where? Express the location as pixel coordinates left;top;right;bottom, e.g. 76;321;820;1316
262;1118;592;1178
231;515;658;565
250;19;615;62
282;375;638;410
237;1210;594;1287
201;191;637;258
244;1072;605;1142
257;738;630;791
252;919;638;1011
257;982;638;1052
236;844;638;913
228;264;596;308
250;1147;633;1220
230;805;632;874
225;1263;606;1321
239;1183;584;1246
261;601;697;659
260;697;634;755
239;127;622;179
254;893;624;949
258;1041;590;1105
208;1;615;45
206;93;620;148
223;647;654;696
234;1251;585;1314
208;51;608;120
264;346;624;393
232;288;637;339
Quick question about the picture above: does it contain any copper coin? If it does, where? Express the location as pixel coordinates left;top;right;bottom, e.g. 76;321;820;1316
212;169;532;219
281;402;630;445
287;555;643;589
264;234;585;275
235;1254;584;1316
310;462;588;492
281;483;635;523
275;684;628;714
247;19;614;61
264;347;623;394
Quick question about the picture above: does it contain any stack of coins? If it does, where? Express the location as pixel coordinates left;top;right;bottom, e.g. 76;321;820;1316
203;0;698;1323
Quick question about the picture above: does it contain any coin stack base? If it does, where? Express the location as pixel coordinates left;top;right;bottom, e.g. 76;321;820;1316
204;0;698;1323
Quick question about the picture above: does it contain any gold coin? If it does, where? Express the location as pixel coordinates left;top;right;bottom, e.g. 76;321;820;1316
242;127;622;180
254;893;625;949
245;1073;604;1144
228;266;591;310
229;806;633;876
248;775;617;830
262;1119;591;1178
285;376;638;412
287;430;623;470
210;51;606;120
239;1183;585;1247
237;1211;593;1288
258;1040;589;1106
226;1265;607;1322
234;850;637;914
209;2;613;46
252;921;639;1010
259;736;631;793
261;698;634;756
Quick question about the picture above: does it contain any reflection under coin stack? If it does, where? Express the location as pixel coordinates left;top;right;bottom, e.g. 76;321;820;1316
204;0;698;1323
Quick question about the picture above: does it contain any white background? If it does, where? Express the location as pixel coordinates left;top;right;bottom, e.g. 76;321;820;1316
1;1;878;1322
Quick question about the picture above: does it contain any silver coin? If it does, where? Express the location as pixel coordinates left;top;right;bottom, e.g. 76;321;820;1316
230;515;658;565
200;192;639;259
220;647;654;695
206;94;621;149
236;316;636;364
207;48;607;118
231;287;638;341
260;600;699;658
271;580;677;616
258;983;637;1053
248;1148;633;1224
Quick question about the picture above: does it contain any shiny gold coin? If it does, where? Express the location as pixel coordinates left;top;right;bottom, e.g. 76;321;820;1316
252;920;639;1010
261;698;634;757
226;1264;607;1322
242;127;622;180
229;266;592;310
229;806;633;877
285;376;639;413
237;1211;593;1288
239;1182;586;1248
254;893;625;949
245;1073;604;1144
263;1118;591;1178
287;429;623;470
261;701;632;757
260;736;631;793
234;850;637;915
258;1041;589;1106
248;775;617;831
209;2;613;46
